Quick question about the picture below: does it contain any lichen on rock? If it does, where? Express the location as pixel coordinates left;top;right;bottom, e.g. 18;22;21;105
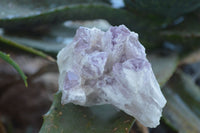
57;25;167;128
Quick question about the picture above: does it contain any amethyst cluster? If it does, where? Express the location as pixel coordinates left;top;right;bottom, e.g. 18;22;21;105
57;25;166;127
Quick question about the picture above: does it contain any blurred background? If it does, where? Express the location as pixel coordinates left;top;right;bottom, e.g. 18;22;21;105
0;0;200;133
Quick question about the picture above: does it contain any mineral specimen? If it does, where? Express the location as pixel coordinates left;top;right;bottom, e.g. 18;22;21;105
57;25;167;128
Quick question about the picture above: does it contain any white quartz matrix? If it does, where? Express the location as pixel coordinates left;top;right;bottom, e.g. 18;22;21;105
57;25;167;128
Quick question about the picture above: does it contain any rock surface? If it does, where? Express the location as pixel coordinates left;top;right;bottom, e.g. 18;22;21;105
57;25;167;128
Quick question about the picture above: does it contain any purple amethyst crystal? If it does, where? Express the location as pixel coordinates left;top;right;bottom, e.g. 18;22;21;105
57;25;166;128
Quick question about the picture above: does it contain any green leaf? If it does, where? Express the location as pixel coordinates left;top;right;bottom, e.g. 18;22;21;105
0;25;75;55
163;70;200;133
0;4;164;52
0;2;168;50
148;52;179;86
160;14;200;52
0;51;28;87
0;0;110;19
0;36;55;61
39;91;134;133
0;2;110;30
124;0;200;18
0;3;161;32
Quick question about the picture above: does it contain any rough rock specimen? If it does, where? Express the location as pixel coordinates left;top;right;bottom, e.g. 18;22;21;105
57;25;167;128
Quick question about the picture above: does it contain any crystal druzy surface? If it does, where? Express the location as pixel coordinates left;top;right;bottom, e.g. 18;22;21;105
57;25;167;128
